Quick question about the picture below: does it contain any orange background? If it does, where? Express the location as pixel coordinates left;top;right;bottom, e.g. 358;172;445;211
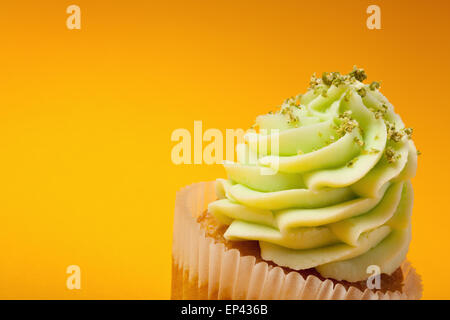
0;0;449;299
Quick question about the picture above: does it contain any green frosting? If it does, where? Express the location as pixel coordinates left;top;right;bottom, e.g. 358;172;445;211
208;68;418;281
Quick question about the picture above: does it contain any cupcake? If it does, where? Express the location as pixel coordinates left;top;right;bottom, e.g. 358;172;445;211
172;67;422;300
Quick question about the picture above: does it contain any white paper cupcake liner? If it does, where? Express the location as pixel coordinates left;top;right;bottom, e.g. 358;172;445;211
172;182;423;300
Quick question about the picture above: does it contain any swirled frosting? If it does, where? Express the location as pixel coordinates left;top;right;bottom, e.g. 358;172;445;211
208;68;418;282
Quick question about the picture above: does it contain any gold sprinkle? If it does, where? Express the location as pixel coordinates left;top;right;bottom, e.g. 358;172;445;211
322;72;343;86
344;89;353;102
385;147;401;163
347;157;358;167
386;122;404;142
337;111;358;136
322;72;333;86
369;148;380;154
340;110;353;118
403;127;413;139
369;81;381;90
357;87;366;97
349;66;367;82
362;148;379;155
354;137;365;147
369;103;387;120
309;73;322;89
